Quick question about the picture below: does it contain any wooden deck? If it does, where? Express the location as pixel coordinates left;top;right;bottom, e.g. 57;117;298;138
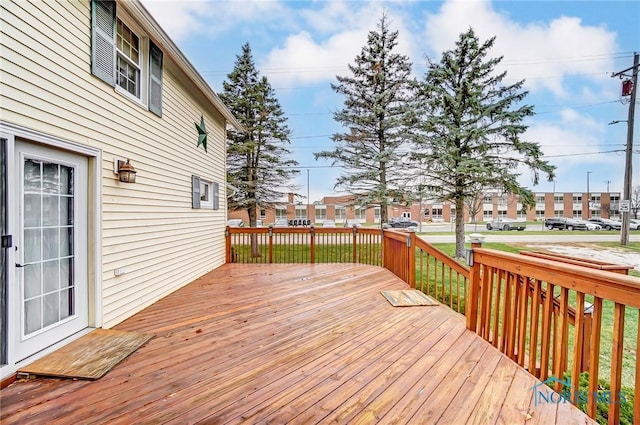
1;264;595;424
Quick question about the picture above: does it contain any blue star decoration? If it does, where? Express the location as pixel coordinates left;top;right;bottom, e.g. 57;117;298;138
195;115;208;152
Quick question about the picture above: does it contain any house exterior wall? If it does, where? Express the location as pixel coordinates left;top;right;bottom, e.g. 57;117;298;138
1;0;230;328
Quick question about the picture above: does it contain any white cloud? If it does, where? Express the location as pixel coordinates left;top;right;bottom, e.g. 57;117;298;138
260;5;418;86
526;112;617;168
422;0;618;97
141;0;293;41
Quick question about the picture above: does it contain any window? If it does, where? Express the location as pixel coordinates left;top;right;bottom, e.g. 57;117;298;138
92;0;163;116
335;206;346;220
431;208;443;219
573;195;582;203
535;195;545;204
554;209;563;217
116;18;140;97
275;207;287;219
315;207;326;220
402;211;411;219
554;195;563;203
573;209;582;218
536;209;545;219
355;207;366;220
374;207;381;222
200;180;212;208
483;194;493;203
191;176;218;210
498;209;507;217
483;209;492;219
260;209;266;219
295;206;306;219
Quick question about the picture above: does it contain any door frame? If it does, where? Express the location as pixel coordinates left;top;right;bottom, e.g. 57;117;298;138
0;121;102;380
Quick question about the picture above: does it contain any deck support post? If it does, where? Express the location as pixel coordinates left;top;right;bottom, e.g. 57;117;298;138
310;226;315;263
225;226;231;263
352;227;357;263
407;231;416;288
466;242;482;332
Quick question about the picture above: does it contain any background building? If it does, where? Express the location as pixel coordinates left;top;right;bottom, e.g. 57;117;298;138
228;191;621;225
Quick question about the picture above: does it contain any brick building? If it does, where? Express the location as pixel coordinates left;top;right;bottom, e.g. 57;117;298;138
228;192;621;226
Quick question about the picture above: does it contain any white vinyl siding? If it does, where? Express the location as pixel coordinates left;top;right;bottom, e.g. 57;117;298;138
1;0;228;327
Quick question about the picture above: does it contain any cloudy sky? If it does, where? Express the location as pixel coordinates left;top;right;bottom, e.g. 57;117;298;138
141;0;639;203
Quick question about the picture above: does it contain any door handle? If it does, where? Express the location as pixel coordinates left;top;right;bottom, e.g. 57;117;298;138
16;263;30;268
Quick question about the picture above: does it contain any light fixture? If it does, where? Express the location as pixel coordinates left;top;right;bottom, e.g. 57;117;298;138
115;159;137;183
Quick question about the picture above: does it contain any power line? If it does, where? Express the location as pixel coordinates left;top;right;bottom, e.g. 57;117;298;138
201;52;635;78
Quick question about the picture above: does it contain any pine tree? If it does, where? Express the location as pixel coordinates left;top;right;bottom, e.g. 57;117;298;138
220;43;299;228
414;28;555;258
314;13;419;225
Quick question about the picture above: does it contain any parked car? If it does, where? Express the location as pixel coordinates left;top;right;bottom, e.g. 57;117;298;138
486;218;526;231
322;220;336;228
588;218;621;230
389;217;419;228
544;217;587;231
629;219;640;230
227;219;244;227
344;219;362;228
573;219;601;231
273;218;288;227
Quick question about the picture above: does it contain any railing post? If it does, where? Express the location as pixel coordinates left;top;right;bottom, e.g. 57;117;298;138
352;227;357;263
225;226;231;263
268;226;274;264
466;239;483;332
381;228;386;269
310;226;315;264
407;231;416;288
581;305;593;372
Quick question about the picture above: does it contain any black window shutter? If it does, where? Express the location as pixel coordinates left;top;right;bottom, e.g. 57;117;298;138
192;175;201;209
213;182;219;210
148;41;163;117
91;0;116;86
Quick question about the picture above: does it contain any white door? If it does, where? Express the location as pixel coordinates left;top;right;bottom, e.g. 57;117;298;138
13;141;88;361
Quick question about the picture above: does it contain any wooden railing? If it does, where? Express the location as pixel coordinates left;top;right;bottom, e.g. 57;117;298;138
414;237;469;314
226;227;462;304
226;226;383;266
467;245;640;425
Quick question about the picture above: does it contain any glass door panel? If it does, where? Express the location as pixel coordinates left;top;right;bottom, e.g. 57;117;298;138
22;159;75;336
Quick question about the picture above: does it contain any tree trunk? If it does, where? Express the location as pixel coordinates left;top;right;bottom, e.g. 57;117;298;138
380;199;388;226
247;204;261;257
455;197;466;259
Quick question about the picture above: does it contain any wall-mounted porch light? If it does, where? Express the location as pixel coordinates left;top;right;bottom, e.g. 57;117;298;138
114;158;137;183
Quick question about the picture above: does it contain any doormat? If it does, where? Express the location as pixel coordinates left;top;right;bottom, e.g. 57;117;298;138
18;329;153;380
381;290;439;307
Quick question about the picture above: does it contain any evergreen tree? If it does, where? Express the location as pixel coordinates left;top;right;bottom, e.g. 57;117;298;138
315;13;419;225
414;28;555;258
220;43;299;228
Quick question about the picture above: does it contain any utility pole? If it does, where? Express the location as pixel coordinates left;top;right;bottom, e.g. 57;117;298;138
605;180;613;193
612;52;639;246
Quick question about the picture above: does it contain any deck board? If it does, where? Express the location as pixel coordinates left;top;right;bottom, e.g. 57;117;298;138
1;263;596;424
